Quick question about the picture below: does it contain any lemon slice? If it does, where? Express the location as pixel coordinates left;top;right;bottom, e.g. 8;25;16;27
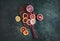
15;16;21;22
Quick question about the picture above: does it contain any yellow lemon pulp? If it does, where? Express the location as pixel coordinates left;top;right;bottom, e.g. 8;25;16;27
15;16;21;22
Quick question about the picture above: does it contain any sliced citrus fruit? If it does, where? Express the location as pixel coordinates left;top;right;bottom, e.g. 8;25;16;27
22;17;28;23
30;14;36;19
15;16;21;22
26;19;31;26
23;30;29;36
30;19;36;25
22;13;28;18
26;5;34;12
37;14;43;21
20;26;27;32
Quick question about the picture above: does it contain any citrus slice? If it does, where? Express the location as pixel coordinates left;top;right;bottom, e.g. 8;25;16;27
15;16;21;22
22;17;28;23
30;14;36;19
20;26;27;32
22;13;28;18
30;19;36;25
26;19;31;26
26;5;34;12
37;14;43;21
23;30;29;36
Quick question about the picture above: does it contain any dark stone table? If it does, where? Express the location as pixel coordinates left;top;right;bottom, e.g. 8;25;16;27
0;0;60;41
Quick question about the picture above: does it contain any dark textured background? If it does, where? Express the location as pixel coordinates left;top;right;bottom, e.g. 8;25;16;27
0;0;60;41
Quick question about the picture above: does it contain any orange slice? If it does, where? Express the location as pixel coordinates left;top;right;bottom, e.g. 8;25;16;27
23;30;29;36
26;19;31;26
22;17;28;23
37;14;43;21
22;13;28;18
30;14;36;19
30;19;36;25
26;5;34;12
20;26;27;32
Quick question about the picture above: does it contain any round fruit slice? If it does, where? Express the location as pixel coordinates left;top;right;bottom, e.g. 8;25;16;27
15;16;21;22
37;14;43;21
26;5;34;12
23;30;29;36
22;13;28;18
30;19;36;25
26;19;31;26
20;26;27;32
22;17;28;23
30;14;36;19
